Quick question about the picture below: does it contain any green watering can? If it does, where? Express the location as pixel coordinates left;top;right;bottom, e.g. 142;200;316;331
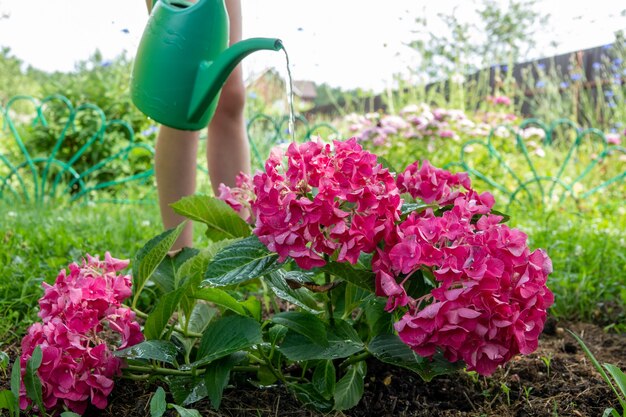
130;0;283;130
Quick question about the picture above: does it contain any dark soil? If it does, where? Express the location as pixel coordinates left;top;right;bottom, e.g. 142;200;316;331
4;318;625;417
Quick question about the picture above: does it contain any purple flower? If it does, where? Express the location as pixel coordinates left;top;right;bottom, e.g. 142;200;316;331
571;73;582;81
592;62;602;70
141;125;158;136
560;82;569;88
535;80;545;88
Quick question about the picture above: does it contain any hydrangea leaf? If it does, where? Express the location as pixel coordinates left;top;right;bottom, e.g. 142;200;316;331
264;270;323;314
271;311;329;347
203;235;281;287
114;340;179;365
144;287;187;340
312;360;336;400
149;387;167;417
204;353;244;410
367;334;462;381
184;315;262;370
290;383;334;413
170;194;251;241
279;320;364;361
333;361;366;411
192;288;248;316
169;404;202;417
132;222;186;308
318;261;375;293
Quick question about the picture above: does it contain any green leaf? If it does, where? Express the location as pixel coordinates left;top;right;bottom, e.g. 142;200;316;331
203;236;281;287
0;351;9;371
144;287;187;340
152;247;199;293
150;387;167;417
318;261;375;293
204;353;243;410
367;334;462;381
170;194;251;241
178;241;234;280
377;156;397;174
185;315;262;369
604;364;626;402
363;298;394;337
400;202;437;216
60;412;82;417
10;357;19;417
167;375;206;406
0;390;16;416
169;404;202;417
241;296;262;322
132;222;186;307
265;271;323;314
185;302;218;334
271;311;329;347
23;345;45;413
568;330;620;400
114;340;179;365
333;362;366;411
290;383;334;413
313;360;336;400
193;288;248;316
279;320;364;361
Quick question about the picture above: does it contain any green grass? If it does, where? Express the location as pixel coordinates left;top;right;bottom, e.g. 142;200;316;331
0;202;162;346
508;206;626;330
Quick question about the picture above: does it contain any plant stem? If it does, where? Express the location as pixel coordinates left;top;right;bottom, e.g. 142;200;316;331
324;255;334;327
339;351;372;371
123;304;202;338
126;364;201;376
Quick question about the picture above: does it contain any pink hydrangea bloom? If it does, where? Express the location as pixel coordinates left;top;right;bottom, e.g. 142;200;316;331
374;166;554;376
218;173;255;223
20;253;143;414
251;138;402;269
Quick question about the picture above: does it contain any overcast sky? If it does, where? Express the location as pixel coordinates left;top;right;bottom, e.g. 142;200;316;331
0;0;624;92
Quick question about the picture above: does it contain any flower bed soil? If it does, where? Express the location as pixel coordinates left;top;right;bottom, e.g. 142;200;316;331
4;318;624;417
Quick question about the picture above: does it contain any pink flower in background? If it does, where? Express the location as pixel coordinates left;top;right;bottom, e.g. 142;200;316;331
20;253;143;414
251;138;402;269
493;95;512;106
606;132;621;145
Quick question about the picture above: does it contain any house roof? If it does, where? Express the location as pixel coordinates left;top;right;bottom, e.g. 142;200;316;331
292;80;317;100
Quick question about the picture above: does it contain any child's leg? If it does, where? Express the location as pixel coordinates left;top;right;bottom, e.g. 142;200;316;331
206;0;250;191
154;127;200;250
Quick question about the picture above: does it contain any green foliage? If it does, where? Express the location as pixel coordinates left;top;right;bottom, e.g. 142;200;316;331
569;330;626;416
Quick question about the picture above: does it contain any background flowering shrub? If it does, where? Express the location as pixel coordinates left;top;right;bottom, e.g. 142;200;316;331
19;253;143;414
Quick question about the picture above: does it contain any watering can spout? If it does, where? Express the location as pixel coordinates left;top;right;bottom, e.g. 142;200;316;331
187;38;283;122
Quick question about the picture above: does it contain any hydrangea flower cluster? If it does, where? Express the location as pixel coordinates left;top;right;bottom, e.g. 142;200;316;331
251;138;401;269
20;253;143;414
373;160;554;375
221;139;554;376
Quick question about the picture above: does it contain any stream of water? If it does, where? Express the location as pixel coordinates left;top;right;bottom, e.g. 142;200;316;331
282;47;296;143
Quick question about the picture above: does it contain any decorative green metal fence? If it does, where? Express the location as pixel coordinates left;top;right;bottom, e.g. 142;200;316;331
246;113;341;170
451;118;626;210
0;95;155;206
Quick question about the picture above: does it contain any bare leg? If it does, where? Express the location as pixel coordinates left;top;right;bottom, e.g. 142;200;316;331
207;0;250;191
154;127;200;250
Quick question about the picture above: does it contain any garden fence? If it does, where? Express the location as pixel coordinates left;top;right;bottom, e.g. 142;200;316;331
1;95;624;211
